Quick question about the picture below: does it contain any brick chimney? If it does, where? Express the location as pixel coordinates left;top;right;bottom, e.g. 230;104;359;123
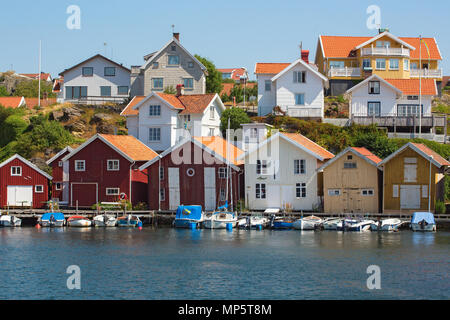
173;32;180;41
301;50;309;64
176;84;184;97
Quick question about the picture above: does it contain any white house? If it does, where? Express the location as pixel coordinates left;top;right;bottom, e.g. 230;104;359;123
240;123;273;152
255;50;329;118
120;86;225;152
59;54;131;104
238;132;334;211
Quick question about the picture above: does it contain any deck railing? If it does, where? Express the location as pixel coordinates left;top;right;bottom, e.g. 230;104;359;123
410;69;443;78
328;67;361;78
351;113;446;127
361;47;410;57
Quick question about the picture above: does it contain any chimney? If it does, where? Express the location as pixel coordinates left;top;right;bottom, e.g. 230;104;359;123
173;32;180;41
176;84;184;97
301;50;309;64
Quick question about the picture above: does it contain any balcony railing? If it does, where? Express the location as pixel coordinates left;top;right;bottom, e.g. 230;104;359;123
361;47;410;57
286;107;322;118
351;113;446;127
410;69;443;78
328;67;361;78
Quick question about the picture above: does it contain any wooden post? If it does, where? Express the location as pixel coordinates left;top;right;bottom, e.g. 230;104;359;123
445;115;448;144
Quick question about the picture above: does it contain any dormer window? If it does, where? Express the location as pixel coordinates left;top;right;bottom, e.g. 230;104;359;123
168;55;179;66
369;81;380;94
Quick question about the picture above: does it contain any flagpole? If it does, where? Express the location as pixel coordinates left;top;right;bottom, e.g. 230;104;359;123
419;35;422;138
38;40;41;107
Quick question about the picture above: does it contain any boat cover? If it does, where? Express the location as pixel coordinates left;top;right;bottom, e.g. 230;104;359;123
176;205;202;221
41;212;65;221
411;212;435;224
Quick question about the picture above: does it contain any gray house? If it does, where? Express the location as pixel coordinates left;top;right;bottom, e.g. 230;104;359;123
130;33;207;97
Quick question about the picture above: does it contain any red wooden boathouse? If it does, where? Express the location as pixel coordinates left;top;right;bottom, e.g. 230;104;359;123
46;146;73;204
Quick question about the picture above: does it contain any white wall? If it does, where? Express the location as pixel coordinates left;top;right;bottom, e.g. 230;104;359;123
200;98;223;136
350;81;398;116
126;116;139;138
257;74;276;116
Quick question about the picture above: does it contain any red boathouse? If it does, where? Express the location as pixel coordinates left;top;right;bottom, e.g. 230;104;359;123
46;146;73;204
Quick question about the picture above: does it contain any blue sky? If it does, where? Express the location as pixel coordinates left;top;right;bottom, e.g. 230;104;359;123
1;0;449;80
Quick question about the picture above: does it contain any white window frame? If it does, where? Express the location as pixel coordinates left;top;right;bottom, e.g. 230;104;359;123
256;160;269;175
149;105;161;117
219;167;228;179
106;188;120;196
11;166;22;176
107;159;120;171
328;189;341;196
376;59;386;70
296;183;306;199
363;59;371;70
294;159;306;175
149;127;161;142
58;161;63;167
168;55;180;66
389;59;399;70
256;183;266;199
35;185;44;193
404;59;409;71
209;128;215;136
55;182;62;191
293;71;306;83
75;160;85;172
368;81;380;94
210;106;215;119
250;128;258;139
361;189;374;196
393;185;399;198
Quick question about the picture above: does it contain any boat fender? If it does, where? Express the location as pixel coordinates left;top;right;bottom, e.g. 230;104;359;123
226;223;233;231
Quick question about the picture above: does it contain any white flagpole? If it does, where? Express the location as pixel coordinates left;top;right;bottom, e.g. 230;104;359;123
419;35;422;138
38;40;41;107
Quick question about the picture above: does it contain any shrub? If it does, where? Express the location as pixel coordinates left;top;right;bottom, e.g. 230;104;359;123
133;202;148;211
435;200;446;215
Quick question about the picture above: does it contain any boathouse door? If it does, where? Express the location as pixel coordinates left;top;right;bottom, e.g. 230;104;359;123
204;167;216;211
400;185;421;209
7;185;33;207
168;168;180;210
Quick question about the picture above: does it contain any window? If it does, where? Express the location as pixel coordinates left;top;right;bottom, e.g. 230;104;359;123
329;61;345;69
295;94;305;105
118;86;129;95
422;185;428;198
171;45;176;51
82;67;93;76
187;61;194;68
153;78;163;90
389;59;399;70
344;162;357;169
293;71;306;83
183;78;194;89
294;159;306;174
149;128;161;142
363;59;371;70
347;155;353;160
404;158;417;182
58;161;63;167
404;59;409;71
100;86;111;97
75;160;85;171
250;128;258;139
11;166;22;176
256;160;268;175
168;55;179;65
220;188;226;201
368;81;380;94
376;59;386;70
265;80;271;91
376;41;390;48
328;189;341;196
256;183;266;199
210;106;215;119
393;185;399;198
407;96;419;101
209;128;215;136
411;62;418;70
55;183;62;191
159;167;164;180
153;62;159;68
361;189;374;196
160;188;165;201
368;102;381;116
186;168;195;177
397;104;423;117
65;86;87;99
106;188;120;196
104;67;116;76
149;105;161;116
35;185;44;193
222;73;232;79
107;160;120;171
219;167;228;179
296;183;306;198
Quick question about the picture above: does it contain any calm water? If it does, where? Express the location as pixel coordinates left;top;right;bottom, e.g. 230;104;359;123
0;227;449;300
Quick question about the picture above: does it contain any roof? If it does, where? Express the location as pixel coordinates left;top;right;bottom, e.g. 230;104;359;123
271;58;329;83
218;68;248;81
59;54;130;76
193;136;244;166
220;82;257;96
120;96;145;116
46;146;74;165
351;147;383;164
254;63;291;74
24;98;57;108
0;96;25;108
0;154;53;180
385;79;437;96
318;146;382;172
19;73;52;81
378;142;450;168
62;134;158;163
319;35;442;60
281;133;335;160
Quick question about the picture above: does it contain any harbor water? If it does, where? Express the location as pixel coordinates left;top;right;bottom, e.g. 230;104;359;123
0;227;448;299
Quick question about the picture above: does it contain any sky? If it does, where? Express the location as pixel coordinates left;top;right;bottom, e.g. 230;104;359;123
1;0;449;80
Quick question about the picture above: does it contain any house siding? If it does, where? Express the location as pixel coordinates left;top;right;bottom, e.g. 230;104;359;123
50;150;71;202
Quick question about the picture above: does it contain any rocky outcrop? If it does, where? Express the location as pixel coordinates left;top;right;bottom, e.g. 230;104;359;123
50;106;83;122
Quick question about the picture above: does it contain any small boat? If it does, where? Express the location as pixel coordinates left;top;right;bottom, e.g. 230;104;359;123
370;218;403;232
203;211;237;229
293;215;322;230
0;215;22;227
39;212;65;227
322;218;342;230
93;214;117;227
270;215;294;230
174;205;204;229
238;214;270;230
117;215;141;227
67;215;92;227
411;212;436;232
337;219;374;232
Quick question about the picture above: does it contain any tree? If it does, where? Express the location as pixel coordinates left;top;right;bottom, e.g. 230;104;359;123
194;55;223;94
0;86;8;97
14;80;55;98
220;107;252;134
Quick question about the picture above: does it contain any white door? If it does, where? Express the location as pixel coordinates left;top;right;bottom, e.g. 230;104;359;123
267;185;280;208
281;185;294;209
7;186;33;207
204;168;216;211
168;168;180;210
400;185;421;209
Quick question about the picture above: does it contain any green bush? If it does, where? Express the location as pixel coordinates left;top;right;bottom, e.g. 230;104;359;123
435;200;446;215
0;115;28;147
133;202;148;210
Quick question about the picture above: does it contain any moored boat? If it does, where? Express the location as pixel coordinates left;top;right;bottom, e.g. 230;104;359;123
238;214;270;230
293;215;322;230
411;212;436;232
270;215;294;230
93;214;117;227
67;215;92;227
337;218;374;232
39;212;65;227
0;215;22;227
322;218;342;230
174;205;204;229
370;218;403;232
203;211;237;229
117;215;141;227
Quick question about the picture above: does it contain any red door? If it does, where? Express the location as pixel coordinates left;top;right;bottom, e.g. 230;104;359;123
71;183;98;208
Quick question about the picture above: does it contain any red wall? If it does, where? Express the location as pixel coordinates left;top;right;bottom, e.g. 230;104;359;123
0;158;50;209
50;150;71;201
147;141;242;211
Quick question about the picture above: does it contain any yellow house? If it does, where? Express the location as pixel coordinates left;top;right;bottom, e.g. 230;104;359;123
315;30;443;95
378;142;449;214
319;147;382;213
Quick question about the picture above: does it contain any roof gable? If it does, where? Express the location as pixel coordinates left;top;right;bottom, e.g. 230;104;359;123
354;31;415;50
0;154;53;180
46;146;74;165
318;147;382;172
270;58;328;83
346;74;402;95
59;54;130;76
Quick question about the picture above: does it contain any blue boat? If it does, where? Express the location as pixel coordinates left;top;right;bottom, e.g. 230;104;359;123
39;212;65;227
411;212;436;232
174;205;204;229
270;215;294;230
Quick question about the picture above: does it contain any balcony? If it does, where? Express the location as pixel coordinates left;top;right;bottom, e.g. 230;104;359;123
351;114;446;127
410;69;443;78
328;67;361;78
361;47;410;57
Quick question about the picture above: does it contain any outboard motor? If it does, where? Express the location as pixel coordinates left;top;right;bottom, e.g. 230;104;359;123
269;214;276;228
246;216;251;229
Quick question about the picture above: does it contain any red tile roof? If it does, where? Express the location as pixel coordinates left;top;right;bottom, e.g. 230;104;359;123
281;133;334;160
385;79;437;95
220;82;257;96
24;98;57;108
194;136;244;165
0;97;24;108
100;134;158;162
121;96;145;116
255;63;290;74
218;68;247;81
320;35;442;60
20;73;52;81
351;147;382;164
411;143;450;166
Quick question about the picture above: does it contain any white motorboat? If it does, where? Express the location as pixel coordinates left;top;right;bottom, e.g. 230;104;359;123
370;218;403;232
117;215;141;227
293;216;322;230
238;215;270;229
0;215;22;227
322;218;342;230
39;212;65;227
93;214;117;227
203;211;237;229
411;212;436;232
337;219;374;232
67;215;92;227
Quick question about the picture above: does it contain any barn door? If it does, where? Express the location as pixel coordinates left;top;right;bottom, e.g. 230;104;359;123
168;168;180;210
400;185;420;209
7;186;33;207
204;167;216;211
